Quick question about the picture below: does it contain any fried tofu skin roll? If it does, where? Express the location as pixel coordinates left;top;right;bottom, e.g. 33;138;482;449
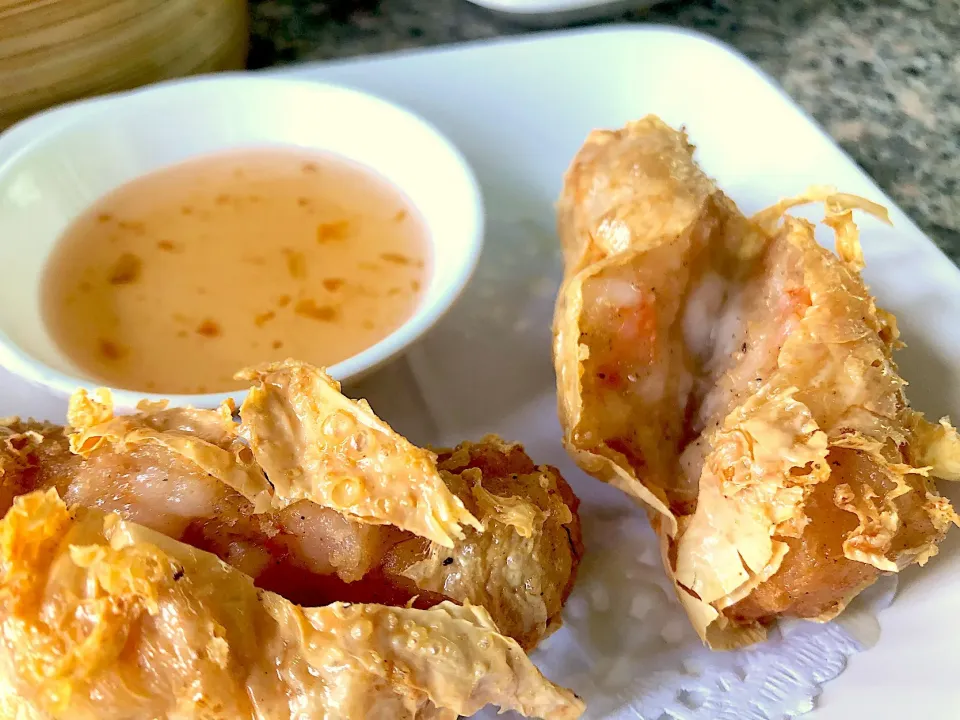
0;490;583;720
553;115;960;648
0;361;582;652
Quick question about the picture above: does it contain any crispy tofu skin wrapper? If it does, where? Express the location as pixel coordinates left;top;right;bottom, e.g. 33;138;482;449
67;391;273;511
0;490;583;720
384;436;584;650
0;363;582;652
237;361;481;548
2;408;399;591
554;115;960;649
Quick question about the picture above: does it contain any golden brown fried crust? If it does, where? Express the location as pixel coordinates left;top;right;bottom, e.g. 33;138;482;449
553;116;959;648
381;436;584;650
726;449;880;623
0;419;76;515
0;424;582;652
0;490;584;720
0;369;586;718
236;361;481;546
436;438;584;608
448;439;584;621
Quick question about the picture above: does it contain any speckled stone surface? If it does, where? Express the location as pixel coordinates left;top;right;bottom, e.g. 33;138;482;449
249;0;960;262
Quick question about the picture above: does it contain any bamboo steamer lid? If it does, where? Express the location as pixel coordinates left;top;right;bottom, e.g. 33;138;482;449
0;0;249;129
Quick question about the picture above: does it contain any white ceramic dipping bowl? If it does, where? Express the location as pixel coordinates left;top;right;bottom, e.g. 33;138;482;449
0;75;484;409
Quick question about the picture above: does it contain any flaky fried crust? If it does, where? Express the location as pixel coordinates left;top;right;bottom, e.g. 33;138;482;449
553;116;960;648
387;435;584;650
1;366;583;652
0;362;585;715
237;361;481;546
0;490;583;720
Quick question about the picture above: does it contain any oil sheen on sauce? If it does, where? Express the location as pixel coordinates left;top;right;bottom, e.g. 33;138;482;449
42;149;429;394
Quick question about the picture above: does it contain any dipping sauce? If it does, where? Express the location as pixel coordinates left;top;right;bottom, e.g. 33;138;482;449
41;149;429;394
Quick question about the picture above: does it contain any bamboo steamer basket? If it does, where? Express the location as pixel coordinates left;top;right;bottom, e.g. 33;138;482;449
0;0;249;129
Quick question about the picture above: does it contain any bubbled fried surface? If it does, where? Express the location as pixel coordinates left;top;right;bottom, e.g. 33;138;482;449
0;361;583;654
0;490;583;720
382;436;584;650
237;361;481;547
554;116;960;648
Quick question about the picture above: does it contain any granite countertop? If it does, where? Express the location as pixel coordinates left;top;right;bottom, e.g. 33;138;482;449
249;0;960;263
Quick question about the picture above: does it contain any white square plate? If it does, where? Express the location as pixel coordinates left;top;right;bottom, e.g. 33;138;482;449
2;26;958;718
290;26;960;719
